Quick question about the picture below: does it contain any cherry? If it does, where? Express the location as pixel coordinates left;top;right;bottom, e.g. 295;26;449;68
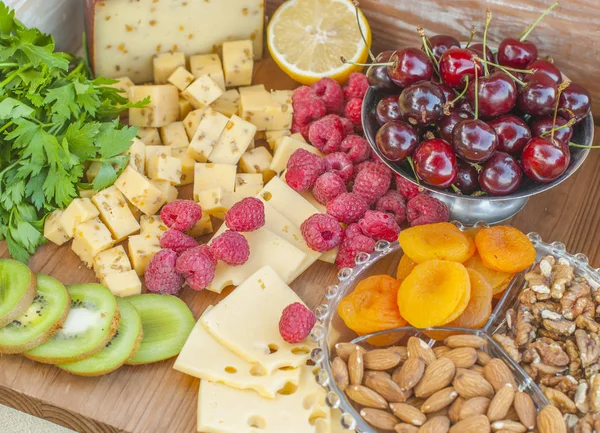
558;83;592;122
521;137;570;183
367;51;399;92
413;138;457;188
530;116;573;147
435;82;455;105
526;59;562;85
497;38;538;69
455;98;474;116
398;81;445;126
439;47;482;88
479;152;523;196
488;114;532;155
452;119;498;163
455;159;480;194
437;110;473;143
387;48;433;88
376;95;402;125
375;120;419;162
423;35;460;61
469;43;494;63
466;71;517;119
517;72;558;117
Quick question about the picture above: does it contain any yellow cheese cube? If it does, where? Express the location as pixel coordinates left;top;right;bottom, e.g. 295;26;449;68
181;75;224;109
193;163;237;196
128;234;161;275
140;215;168;242
160;122;189;149
104;270;142;297
271;136;323;173
265;130;291;150
144;145;172;168
235;173;263;191
167;66;195;91
44;210;71;246
189;54;226;91
187;109;229;162
59;198;100;237
210;89;240;117
183;108;208;140
129;85;179;127
178;97;193;120
137;127;162;145
238;85;266;97
186;213;213;237
147;155;182;184
171;147;195;186
269;90;294;131
114;166;166;216
209;115;257;165
127;137;145;173
78;188;96;199
107;76;134;96
196;187;227;218
153;52;185;84
85;161;102;183
71;217;114;267
239;147;275;182
150;179;179;203
92;185;141;241
93;245;132;285
222;40;254;87
239;89;276;131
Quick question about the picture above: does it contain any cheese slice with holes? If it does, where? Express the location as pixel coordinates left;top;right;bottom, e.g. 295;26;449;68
197;363;330;433
258;176;320;228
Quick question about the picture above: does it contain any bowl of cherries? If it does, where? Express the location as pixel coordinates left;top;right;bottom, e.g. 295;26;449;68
361;6;594;225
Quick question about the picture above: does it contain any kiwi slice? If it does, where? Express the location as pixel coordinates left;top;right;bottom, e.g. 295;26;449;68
59;298;143;376
24;283;119;364
126;294;195;365
0;274;70;354
0;259;37;327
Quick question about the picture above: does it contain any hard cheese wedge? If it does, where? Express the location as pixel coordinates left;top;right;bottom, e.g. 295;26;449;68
201;266;314;372
258;176;320;228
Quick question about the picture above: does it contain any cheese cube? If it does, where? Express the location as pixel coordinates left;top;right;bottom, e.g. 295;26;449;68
214;191;255;220
171;147;195;186
127;137;145;173
238;84;266;96
167;66;195;91
129;85;179;128
210;89;240;117
104;270;142;297
239;147;275;182
265;130;291;150
209;115;257;165
128;234;161;275
137;127;162;145
186;213;213;237
114;166;166;216
181;75;224;109
271;136;323;173
259;177;320;229
269;90;294;131
91;185;141;242
71;217;114;267
222;40;254;87
144;145;172;168
78;188;96;199
85;161;102;183
189;54;226;91
235;184;262;197
183;108;208;140
59;198;100;237
235;173;263;192
140;215;168;242
44;210;71;246
193;163;237;194
126;198;142;222
195;187;227;218
240;89;277;131
160;122;189;149
178;97;193;120
153;52;185;84
107;76;135;96
150;179;178;203
187;110;229;162
93;246;132;284
147;155;182;184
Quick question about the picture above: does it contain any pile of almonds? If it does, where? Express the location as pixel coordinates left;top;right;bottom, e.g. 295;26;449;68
332;335;566;433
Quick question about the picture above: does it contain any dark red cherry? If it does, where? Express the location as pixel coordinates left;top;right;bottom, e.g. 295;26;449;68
423;34;461;61
367;51;400;92
521;137;570;183
375;120;419;162
387;48;433;88
439;47;483;88
455;159;480;194
398;81;445;126
452;119;498;163
455;98;474;116
437;110;473;143
469;43;494;63
530;116;573;147
558;83;592;122
413;139;457;188
517;72;558;117
497;37;538;69
526;59;562;85
466;71;517;119
435;82;455;105
376;95;402;125
479;152;523;196
488;114;532;155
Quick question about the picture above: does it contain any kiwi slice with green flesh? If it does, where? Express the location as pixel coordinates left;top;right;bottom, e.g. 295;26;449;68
0;275;70;354
0;259;37;328
126;294;195;365
59;297;143;376
24;283;119;364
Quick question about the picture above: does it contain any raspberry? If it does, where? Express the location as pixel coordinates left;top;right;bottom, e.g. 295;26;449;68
343;97;363;131
352;167;392;205
145;249;184;295
279;302;316;344
308;114;344;154
312;172;346;205
336;233;376;269
300;214;343;252
340;135;370;164
326;192;368;224
292;86;326;125
354;160;392;181
225;197;265;232
395;174;421;200
375;190;407;225
285;148;326;192
407;194;450;226
210;230;250;265
344;223;364;240
159;229;198;254
343;72;369;100
340;117;355;136
175;245;216;291
324;152;353;184
160;200;202;231
291;120;312;140
311;77;344;114
358;210;401;242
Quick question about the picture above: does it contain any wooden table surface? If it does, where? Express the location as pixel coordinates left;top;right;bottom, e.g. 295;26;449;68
0;55;599;433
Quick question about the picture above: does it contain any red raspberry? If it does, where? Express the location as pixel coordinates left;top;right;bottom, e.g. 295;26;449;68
340;117;355;136
159;229;198;255
324;152;353;184
358;210;401;242
336;233;376;269
375;190;407;225
311;78;344;115
291;120;312;140
292;86;326;125
279;302;316;343
300;213;343;252
340;135;370;164
312;172;346;205
225;197;265;232
326;192;368;224
145;249;184;295
344;223;364;240
308;114;344;154
210;230;250;265
353;160;392;181
407;194;450;226
343;72;369;100
353;167;392;205
160;200;202;231
285;149;326;192
175;245;216;291
395;174;421;200
343;97;363;131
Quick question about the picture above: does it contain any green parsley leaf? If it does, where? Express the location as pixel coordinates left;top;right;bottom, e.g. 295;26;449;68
0;97;34;119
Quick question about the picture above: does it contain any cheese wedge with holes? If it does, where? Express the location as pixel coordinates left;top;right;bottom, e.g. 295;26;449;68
258;176;320;228
208;115;257;165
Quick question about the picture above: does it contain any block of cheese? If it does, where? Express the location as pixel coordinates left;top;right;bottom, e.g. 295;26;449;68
193;163;236;196
59;198;100;237
171;147;195;186
129;85;179;128
114;166;166;216
208;115;257;165
91;185;141;241
167;66;195;91
85;161;102;183
210;89;240;117
104;270;142;297
71;217;114;267
128;233;161;275
189;54;226;91
265;129;291;150
153;52;185;84
258;176;320;229
137;127;162;145
196;187;227;218
187;110;229;162
234;173;263;196
147;155;182;184
43;210;71;246
78;188;96;199
178;98;193;121
87;0;265;83
144;145;171;168
271;136;323;173
239;146;275;182
93;245;132;285
222;40;254;87
139;215;168;242
159;121;189;148
150;179;178;203
127;137;145;173
181;75;224;109
183;108;208;140
269;90;294;131
197;364;330;433
239;88;277;131
107;76;134;95
186;213;213;238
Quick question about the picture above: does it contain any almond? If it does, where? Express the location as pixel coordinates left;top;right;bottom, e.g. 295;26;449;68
408;337;436;365
394;356;425;391
335;342;365;361
433;345;452;357
442;347;478;368
487;384;515;422
490;420;527;432
476;350;492;366
345;384;387;409
364;370;409;403
459;397;491;420
388;345;409;362
404;396;425;408
364;348;403;370
454;368;495;399
449;414;490;433
360;408;399;430
426;407;450;418
331;357;349;391
421;387;459;413
483;359;517;392
470;364;485;376
513;391;536;430
417;415;450;433
348;346;364;385
448;396;465;423
395;423;419;433
445;334;487;349
537;405;567;433
414;357;456;398
390;402;427;426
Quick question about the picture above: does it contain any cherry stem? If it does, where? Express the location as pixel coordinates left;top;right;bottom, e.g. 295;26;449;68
482;9;492;76
341;57;391;67
473;62;479;120
519;1;559;42
417;25;442;80
551;81;571;142
407;157;420;185
444;76;470;114
465;26;477;49
540;118;576;137
474;57;528;86
469;162;483;173
569;142;600;149
451;184;462;194
353;1;375;62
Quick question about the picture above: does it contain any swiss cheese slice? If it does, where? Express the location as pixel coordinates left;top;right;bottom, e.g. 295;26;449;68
258;176;320;228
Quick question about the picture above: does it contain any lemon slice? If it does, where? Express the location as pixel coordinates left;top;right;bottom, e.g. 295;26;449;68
267;0;372;85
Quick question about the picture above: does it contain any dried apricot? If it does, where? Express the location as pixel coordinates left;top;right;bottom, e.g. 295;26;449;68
397;260;471;328
396;254;417;281
463;254;514;295
398;222;476;264
475;226;536;273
